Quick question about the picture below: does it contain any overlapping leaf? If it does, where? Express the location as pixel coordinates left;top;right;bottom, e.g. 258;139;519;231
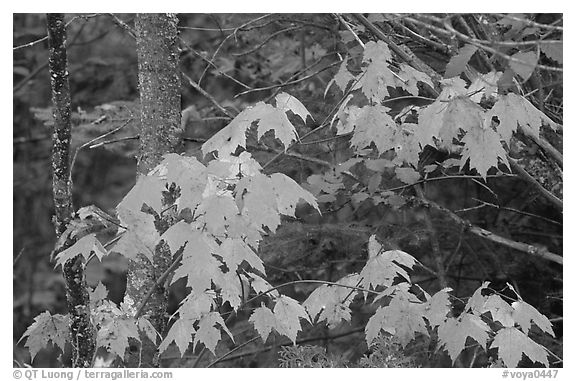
20;312;70;362
202;92;310;158
438;313;490;363
54;233;108;268
365;289;428;347
303;274;361;328
250;296;310;344
491;327;549;367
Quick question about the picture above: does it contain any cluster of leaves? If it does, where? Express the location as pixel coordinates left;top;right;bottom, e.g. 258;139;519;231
23;230;555;367
327;39;557;183
19;13;561;368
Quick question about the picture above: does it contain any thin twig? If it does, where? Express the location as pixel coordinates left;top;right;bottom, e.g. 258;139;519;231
468;198;562;227
182;72;235;119
441;16;562;73
199;14;274;86
493;13;563;31
508;158;562;212
235;60;340;98
412;197;562;265
232;26;302;57
414;184;448;288
206;336;260;368
69;119;133;182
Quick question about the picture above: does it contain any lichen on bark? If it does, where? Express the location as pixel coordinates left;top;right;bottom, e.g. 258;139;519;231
124;13;183;367
47;13;95;367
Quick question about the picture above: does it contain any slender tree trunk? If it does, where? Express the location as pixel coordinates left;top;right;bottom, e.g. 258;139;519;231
124;13;182;367
47;13;95;367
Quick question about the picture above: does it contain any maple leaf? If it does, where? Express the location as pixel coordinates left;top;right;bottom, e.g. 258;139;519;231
365;293;428;347
360;237;416;289
468;71;502;103
226;214;263;248
417;95;484;151
178;289;216;321
414;77;469;148
395;167;420;184
236;173;281;232
353;41;396;103
364;40;392;64
161;220;198;254
171;232;224;293
423;288;452;328
303;274;361;328
219;237;264;274
54;233;108;268
490;327;549;367
438;313;490;363
248;272;279;297
118;175;164;216
394;124;421;166
137;317;158;343
444;44;478;79
415;100;446;148
96;317;140;361
460;122;509;179
481;294;515;327
214;270;244;311
540;41;562;64
250;304;277;342
328;57;356;94
156;153;207;211
20;312;70;362
112;229;156;261
196;193;239;236
306;172;344;203
465;281;490;315
90;282;109;309
158;318;196;357
201;106;258;158
274;92;313;123
193;312;234;354
349;105;397;153
115;175;164;261
207;151;262;180
512;300;555;336
204;92;310;156
443;96;485;135
273;295;310;344
270;173;319;217
510;51;538;80
397;63;434;96
486;93;556;145
254;103;299;148
355;60;395;102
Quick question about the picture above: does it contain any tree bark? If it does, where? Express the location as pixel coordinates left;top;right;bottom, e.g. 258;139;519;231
47;13;95;367
124;13;182;367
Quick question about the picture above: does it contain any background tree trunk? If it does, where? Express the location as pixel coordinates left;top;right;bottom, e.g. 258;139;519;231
47;13;95;367
124;13;182;367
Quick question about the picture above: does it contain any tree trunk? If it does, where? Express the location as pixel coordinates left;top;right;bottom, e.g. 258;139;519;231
124;13;182;367
47;13;95;367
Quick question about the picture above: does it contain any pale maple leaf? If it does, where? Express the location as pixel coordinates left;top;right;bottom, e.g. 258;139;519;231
193;312;234;354
512;300;555;336
20;312;70;362
460;122;509;178
250;304;277;342
158;318;196;357
438;313;490;363
491;327;549;367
